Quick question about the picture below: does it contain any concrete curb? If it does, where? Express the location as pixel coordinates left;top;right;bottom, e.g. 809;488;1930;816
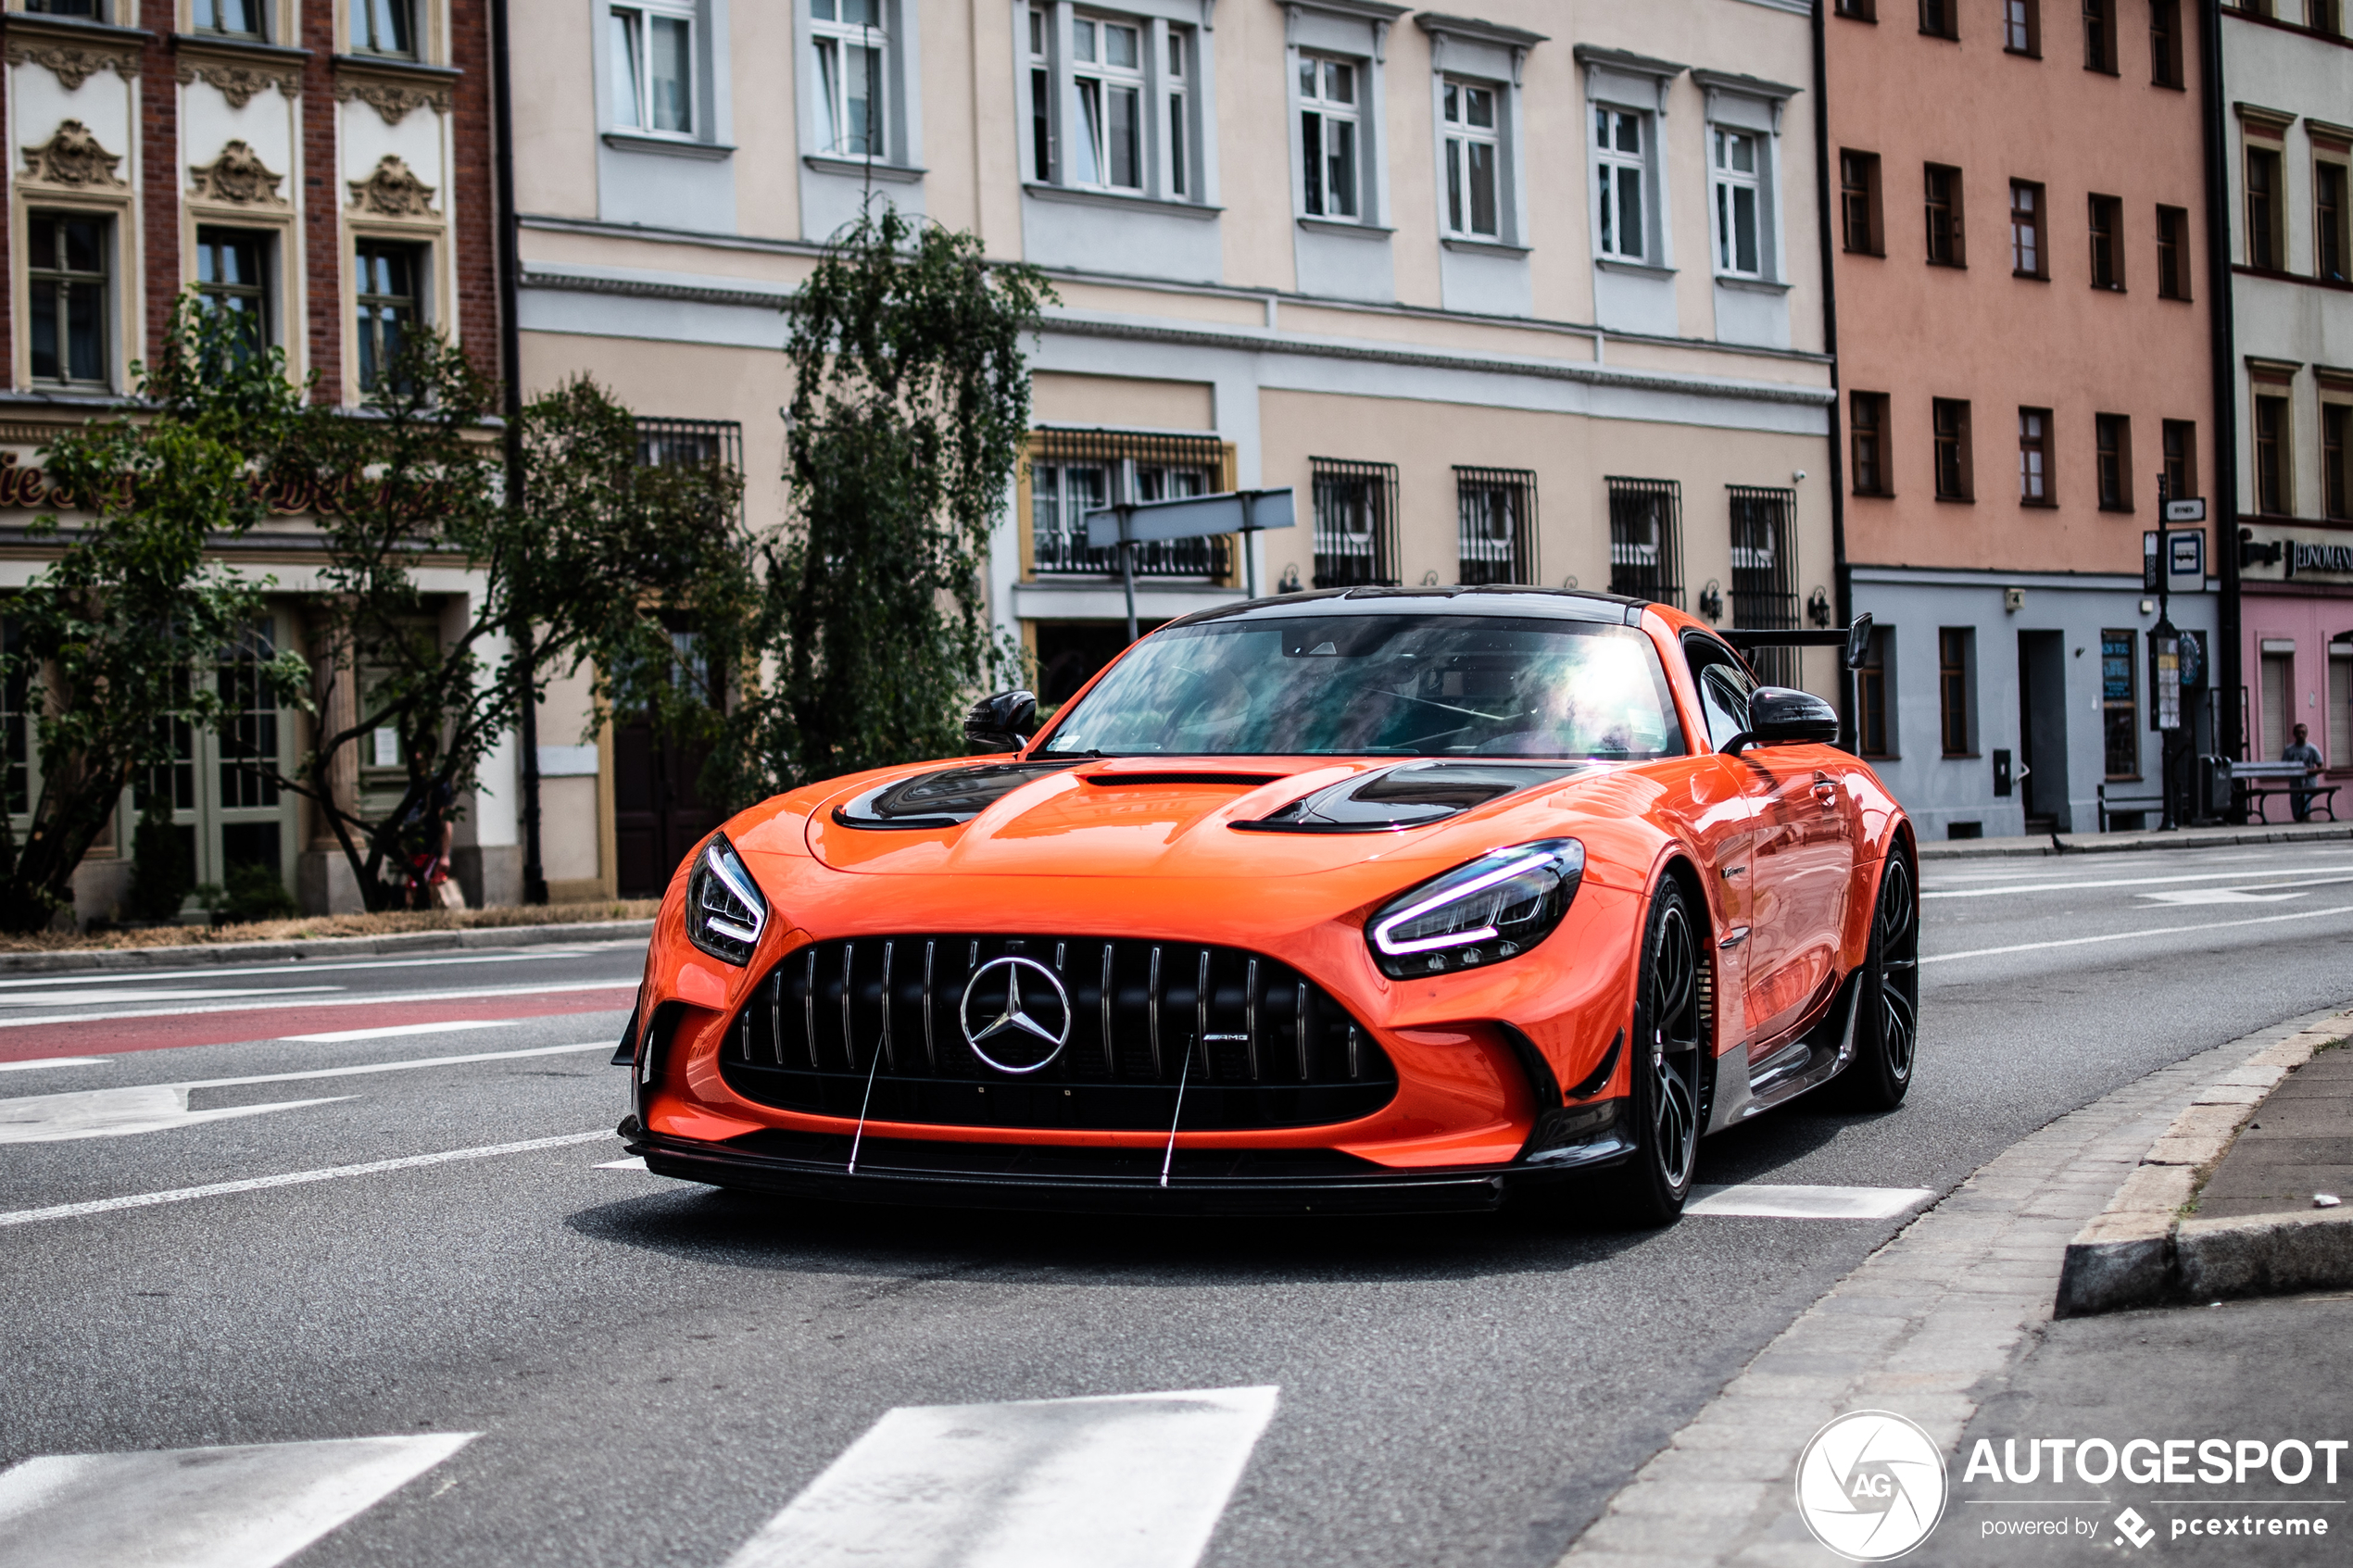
2053;1011;2353;1316
0;919;654;976
1919;822;2353;861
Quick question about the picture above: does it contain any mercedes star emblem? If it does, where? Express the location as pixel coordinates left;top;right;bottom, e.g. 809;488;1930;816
958;955;1074;1074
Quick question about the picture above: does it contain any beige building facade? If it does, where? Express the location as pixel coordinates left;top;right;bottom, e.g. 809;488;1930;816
511;0;1839;896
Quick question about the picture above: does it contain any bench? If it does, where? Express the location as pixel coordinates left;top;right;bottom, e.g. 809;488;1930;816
2095;783;2167;832
2232;759;2340;823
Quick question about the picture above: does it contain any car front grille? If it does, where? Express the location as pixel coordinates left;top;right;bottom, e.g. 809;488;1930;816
715;935;1398;1132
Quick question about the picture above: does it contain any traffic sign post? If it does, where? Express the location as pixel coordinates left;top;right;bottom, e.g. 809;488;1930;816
1086;488;1296;643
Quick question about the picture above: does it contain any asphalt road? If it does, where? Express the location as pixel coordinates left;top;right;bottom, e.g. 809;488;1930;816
2;844;2350;1568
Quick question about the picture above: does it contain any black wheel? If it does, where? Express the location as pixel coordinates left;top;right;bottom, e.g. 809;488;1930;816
1608;877;1707;1226
1839;847;1919;1111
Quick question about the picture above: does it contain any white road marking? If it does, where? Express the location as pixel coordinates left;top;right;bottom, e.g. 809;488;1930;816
172;1040;614;1090
2137;888;2308;905
1686;1184;1937;1220
0;1056;104;1073
1924;902;2353;964
0;985;342;1008
0;1085;353;1145
725;1386;1278;1568
1921;860;2353;898
598;1155;648;1170
0;1432;475;1568
0;1130;611;1227
0;979;636;1031
0;946;628;989
281;1019;518;1043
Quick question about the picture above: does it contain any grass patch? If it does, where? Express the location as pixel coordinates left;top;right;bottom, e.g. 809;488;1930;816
0;900;661;954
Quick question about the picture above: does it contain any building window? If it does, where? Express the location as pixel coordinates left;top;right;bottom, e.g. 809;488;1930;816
2318;161;2348;283
218;624;282;811
1712;128;1764;278
28;212;109;390
611;2;695;135
2313;0;2345;38
1919;0;1958;40
195;228;271;360
635;416;744;472
1455;467;1537;585
1729;485;1799;687
2325;404;2350;521
1594;107;1649;260
21;1;105;16
1310;457;1399;589
1606;477;1684;608
1441;80;1503;240
2096;413;2133;510
2246;144;2284;270
2010;180;2045;277
2;620;28;819
1841;150;1883;255
1939;628;1973;755
1166;31;1189;196
1030;9;1197;198
1851;392;1893;496
2332;645;2352;769
1029;10;1051;180
811;0;885;158
2150;0;2183;86
1071;13;1146;190
1836;0;1877;17
2101;630;2138;778
2157;205;2191;297
1030;429;1227;579
2004;0;2041;54
2162;419;2197;501
2088;194;2124;288
2254;391;2291;516
2082;0;2117;71
355;241;422;395
1299;56;1361;220
2019;408;2054;504
1933;397;1974;499
1857;628;1893;758
195;0;263;39
1925;164;1965;266
356;0;416;58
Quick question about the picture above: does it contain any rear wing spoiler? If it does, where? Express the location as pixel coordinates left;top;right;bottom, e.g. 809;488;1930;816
1719;614;1874;673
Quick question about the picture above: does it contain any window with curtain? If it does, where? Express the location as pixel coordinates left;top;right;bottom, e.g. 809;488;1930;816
1071;13;1146;190
611;1;695;135
812;0;885;158
357;0;415;57
2018;408;2053;504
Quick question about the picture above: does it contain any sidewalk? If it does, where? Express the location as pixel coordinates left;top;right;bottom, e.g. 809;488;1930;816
2196;1045;2352;1220
1920;819;2353;861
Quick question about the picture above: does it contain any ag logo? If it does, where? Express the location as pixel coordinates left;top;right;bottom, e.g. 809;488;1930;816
1794;1411;1949;1562
958;956;1073;1074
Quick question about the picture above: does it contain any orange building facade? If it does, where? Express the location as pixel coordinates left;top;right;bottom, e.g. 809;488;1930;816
1826;0;2218;838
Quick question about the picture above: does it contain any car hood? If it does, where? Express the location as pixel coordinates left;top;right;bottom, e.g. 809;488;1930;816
793;755;1626;883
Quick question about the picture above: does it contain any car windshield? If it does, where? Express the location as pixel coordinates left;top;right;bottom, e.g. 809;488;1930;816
1040;614;1685;759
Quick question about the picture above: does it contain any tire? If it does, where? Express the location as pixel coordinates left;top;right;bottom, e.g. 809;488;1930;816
1608;876;1707;1226
1838;846;1920;1111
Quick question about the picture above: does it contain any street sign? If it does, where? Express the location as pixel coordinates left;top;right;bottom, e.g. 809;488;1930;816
2143;531;2161;592
2164;497;2208;523
2167;528;2205;594
1084;487;1295;550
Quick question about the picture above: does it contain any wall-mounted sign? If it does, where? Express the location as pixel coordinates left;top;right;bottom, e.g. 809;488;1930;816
2284;541;2353;579
2164;497;2208;523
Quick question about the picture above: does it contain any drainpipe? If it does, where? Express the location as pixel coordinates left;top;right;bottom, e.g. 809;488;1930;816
491;0;546;904
1811;0;1854;749
2200;0;2242;762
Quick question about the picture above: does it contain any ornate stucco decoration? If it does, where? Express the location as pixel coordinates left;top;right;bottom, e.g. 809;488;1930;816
347;156;436;216
5;42;141;92
333;78;453;125
21;121;127;190
189;141;286;206
177;60;301;110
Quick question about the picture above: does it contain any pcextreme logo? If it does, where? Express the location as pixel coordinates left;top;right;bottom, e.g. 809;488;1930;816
1795;1411;1950;1562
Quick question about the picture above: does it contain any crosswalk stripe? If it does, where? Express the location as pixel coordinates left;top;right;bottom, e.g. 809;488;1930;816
1686;1183;1937;1220
724;1386;1280;1568
0;1432;475;1568
0;1130;612;1227
0;1085;352;1146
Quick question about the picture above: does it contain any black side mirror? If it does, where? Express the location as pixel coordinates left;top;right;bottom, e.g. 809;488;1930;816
964;690;1038;755
1843;612;1875;671
1741;686;1839;748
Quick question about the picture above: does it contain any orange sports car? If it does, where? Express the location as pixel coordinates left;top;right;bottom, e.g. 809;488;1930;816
618;588;1917;1223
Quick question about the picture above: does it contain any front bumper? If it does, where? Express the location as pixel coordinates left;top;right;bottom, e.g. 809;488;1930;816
625;1116;1633;1216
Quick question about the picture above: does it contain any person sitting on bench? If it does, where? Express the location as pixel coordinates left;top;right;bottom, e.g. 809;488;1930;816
2284;722;2327;822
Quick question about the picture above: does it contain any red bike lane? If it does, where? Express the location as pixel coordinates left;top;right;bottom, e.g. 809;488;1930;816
0;985;637;1063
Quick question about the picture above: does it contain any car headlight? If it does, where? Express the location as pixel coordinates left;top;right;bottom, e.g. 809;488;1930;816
686;834;768;966
1367;839;1583;978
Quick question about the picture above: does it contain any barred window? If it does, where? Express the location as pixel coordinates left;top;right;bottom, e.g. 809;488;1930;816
1310;457;1399;589
1029;428;1229;580
1454;467;1538;586
635;416;742;471
1606;477;1683;608
1729;484;1798;687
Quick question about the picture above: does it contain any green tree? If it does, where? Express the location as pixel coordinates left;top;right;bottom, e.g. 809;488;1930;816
720;207;1051;797
0;301;308;933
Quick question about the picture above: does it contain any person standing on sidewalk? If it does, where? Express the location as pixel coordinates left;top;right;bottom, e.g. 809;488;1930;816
2284;722;2326;821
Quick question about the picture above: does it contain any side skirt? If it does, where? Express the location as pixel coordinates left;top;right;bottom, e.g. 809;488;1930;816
1706;971;1861;1132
